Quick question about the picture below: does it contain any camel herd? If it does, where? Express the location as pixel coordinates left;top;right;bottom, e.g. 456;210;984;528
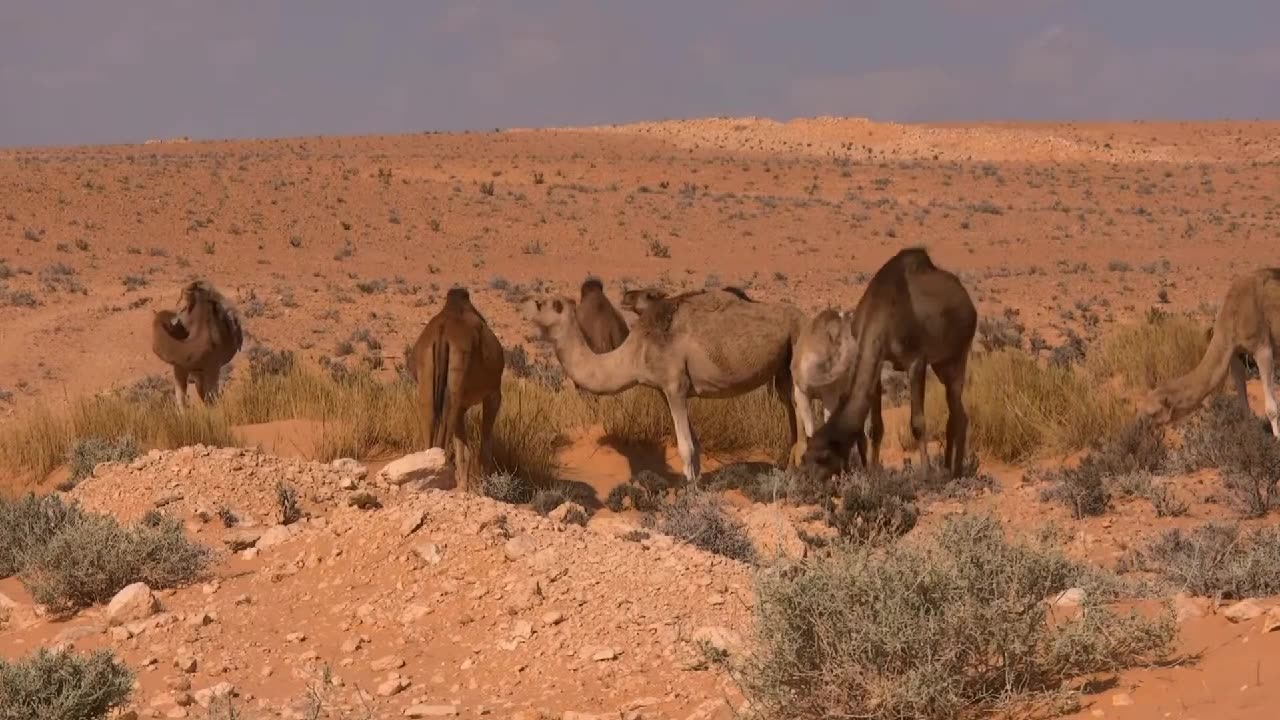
150;247;1280;493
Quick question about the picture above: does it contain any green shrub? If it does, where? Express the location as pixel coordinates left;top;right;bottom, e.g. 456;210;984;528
0;493;86;578
63;436;140;490
741;514;1175;720
19;511;212;616
0;647;134;720
652;491;756;563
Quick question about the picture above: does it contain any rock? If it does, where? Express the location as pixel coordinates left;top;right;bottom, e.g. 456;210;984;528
1174;593;1208;623
1264;607;1280;633
590;647;618;662
223;529;263;551
1051;588;1086;607
1111;692;1134;706
548;502;586;524
338;476;358;491
109;626;133;642
400;509;428;537
332;458;368;480
370;655;405;671
175;656;198;673
286;632;307;643
413;543;444;565
403;705;458;718
541;610;565;626
256;525;292;550
590;518;643;539
341;636;365;653
378;449;451;488
1224;599;1266;623
503;535;537;561
153;489;183;507
401;604;430;624
193;683;235;708
377;677;409;697
692;626;743;657
107;583;160;625
512;620;534;640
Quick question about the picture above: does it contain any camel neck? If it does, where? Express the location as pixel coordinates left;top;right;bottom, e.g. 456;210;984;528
552;318;637;395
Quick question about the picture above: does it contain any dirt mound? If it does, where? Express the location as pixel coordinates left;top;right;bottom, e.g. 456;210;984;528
7;447;753;718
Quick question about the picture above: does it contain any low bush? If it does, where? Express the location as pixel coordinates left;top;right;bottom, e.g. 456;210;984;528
1120;523;1280;599
0;647;134;720
0;493;86;577
16;503;211;617
741;514;1176;720
1175;396;1280;516
63;436;140;490
651;490;757;563
1039;420;1169;518
825;469;919;542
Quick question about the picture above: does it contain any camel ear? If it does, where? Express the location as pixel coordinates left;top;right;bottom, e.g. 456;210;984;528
518;298;539;320
552;299;564;314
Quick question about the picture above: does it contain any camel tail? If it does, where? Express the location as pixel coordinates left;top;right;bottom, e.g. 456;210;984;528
426;337;452;450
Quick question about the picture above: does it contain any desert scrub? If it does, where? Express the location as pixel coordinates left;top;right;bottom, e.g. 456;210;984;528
63;435;140;490
0;647;134;720
0;493;86;578
1087;312;1206;389
740;514;1175;720
649;490;756;563
481;470;535;504
17;505;211;616
1039;419;1171;518
1174;395;1280;516
923;348;1129;462
1120;523;1280;599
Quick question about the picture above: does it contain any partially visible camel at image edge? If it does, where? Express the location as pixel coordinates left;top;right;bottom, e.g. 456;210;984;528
151;279;244;408
801;246;978;480
577;278;630;353
1138;268;1280;435
409;287;505;492
523;287;805;485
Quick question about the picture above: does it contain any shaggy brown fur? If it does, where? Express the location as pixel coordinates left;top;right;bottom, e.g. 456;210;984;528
151;280;244;407
576;278;630;353
409;287;505;492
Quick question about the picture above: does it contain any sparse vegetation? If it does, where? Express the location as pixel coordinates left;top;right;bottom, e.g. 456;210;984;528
650;490;756;563
0;647;134;720
1121;523;1280;599
63;436;140;490
741;514;1176;720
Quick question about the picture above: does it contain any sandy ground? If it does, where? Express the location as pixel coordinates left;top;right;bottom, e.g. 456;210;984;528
3;117;1280;718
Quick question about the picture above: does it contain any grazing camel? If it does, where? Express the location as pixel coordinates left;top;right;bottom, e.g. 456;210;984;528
789;308;860;465
619;285;754;315
151;280;244;408
801;247;978;481
409;287;505;491
522;288;804;485
1137;268;1280;435
577;278;630;353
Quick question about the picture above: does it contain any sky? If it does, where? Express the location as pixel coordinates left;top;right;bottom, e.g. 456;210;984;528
2;0;1279;148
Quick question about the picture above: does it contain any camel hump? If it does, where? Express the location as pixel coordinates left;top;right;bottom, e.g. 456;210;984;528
722;286;753;302
894;246;936;273
580;277;605;295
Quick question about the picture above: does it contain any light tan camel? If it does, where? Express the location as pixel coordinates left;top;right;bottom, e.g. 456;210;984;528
577;278;630;353
790;308;860;465
619;285;753;316
801;247;978;480
409;287;505;492
1137;268;1280;435
151;280;244;408
523;288;804;485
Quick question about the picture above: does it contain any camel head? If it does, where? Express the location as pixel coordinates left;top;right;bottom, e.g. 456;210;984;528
521;296;578;338
580;277;605;300
619;287;667;315
800;422;853;484
1135;385;1178;425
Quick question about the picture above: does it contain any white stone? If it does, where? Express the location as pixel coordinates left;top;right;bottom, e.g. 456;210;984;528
378;449;451;488
107;583;160;625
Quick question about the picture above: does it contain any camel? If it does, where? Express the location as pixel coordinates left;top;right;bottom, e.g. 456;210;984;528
619;285;753;315
790;308;861;465
801;247;978;481
577;278;630;353
409;287;505;492
151;280;244;408
1137;268;1280;435
522;288;805;485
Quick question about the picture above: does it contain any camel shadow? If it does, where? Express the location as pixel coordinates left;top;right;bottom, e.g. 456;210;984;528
597;435;684;489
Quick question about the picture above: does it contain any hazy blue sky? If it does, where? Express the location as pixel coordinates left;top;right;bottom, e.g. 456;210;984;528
3;0;1278;148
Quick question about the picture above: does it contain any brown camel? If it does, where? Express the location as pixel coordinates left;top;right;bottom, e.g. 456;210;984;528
619;285;753;315
801;247;978;480
151;280;244;408
577;278;630;353
790;308;860;465
522;288;804;485
409;287;505;491
1137;268;1280;435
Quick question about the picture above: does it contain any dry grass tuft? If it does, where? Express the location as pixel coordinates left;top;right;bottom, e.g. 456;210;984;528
1087;312;1207;390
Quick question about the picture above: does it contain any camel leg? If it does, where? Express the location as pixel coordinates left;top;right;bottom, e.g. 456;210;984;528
1255;344;1280;437
479;390;502;471
907;358;929;474
1230;352;1249;413
868;374;884;470
664;390;700;486
172;366;190;409
199;366;220;405
934;354;970;478
791;385;816;467
775;368;800;468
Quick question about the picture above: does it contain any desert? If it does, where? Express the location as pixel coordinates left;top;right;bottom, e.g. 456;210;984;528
3;116;1280;720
